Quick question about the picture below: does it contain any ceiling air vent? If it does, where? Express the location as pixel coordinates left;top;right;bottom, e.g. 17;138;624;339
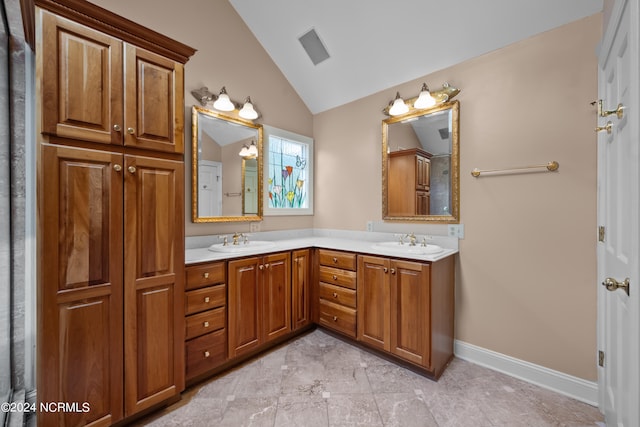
298;28;330;65
438;127;450;140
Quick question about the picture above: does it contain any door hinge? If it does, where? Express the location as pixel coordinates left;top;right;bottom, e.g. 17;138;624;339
598;226;605;242
598;350;605;367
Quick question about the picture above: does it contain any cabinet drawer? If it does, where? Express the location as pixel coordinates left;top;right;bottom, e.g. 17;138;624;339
319;299;356;338
186;262;225;290
318;249;356;271
319;266;357;290
186;306;225;340
186;329;226;379
319;282;356;309
186;285;226;315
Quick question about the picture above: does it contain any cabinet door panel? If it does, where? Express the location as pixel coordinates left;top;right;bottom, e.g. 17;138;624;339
390;261;430;366
228;257;261;357
39;144;123;425
124;44;184;153
263;253;291;342
39;10;123;145
124;155;184;415
292;249;311;330
357;255;390;351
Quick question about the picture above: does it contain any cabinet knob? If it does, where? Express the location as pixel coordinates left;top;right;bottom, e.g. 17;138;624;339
332;257;338;263
332;292;338;298
113;124;121;132
127;166;136;174
264;263;270;269
332;316;338;322
113;164;122;172
259;265;264;270
332;275;338;281
203;321;209;328
204;351;210;358
383;267;388;273
127;127;135;134
203;272;209;279
204;296;210;303
390;268;396;275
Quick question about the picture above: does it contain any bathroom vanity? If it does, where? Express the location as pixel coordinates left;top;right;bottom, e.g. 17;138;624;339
184;233;456;383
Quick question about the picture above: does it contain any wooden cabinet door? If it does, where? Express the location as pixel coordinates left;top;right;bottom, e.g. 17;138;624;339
39;144;124;426
292;249;311;331
228;257;261;358
416;156;430;190
390;260;430;367
123;154;184;415
262;252;291;342
416;191;430;215
124;44;184;153
39;9;123;146
357;255;390;351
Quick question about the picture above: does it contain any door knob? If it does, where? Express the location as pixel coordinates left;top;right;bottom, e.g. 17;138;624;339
602;277;630;296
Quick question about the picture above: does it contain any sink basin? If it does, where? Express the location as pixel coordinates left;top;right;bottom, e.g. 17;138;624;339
371;241;444;255
208;240;276;253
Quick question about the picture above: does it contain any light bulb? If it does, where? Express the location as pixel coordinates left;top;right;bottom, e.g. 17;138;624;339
213;87;235;112
388;92;409;116
239;97;258;120
414;83;436;109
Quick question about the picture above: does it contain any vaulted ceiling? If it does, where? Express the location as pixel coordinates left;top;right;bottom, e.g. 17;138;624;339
229;0;603;114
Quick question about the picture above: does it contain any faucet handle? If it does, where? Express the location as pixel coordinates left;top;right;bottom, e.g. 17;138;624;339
394;233;405;244
218;235;228;246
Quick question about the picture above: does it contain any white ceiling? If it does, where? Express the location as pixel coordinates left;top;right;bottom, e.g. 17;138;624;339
229;0;603;114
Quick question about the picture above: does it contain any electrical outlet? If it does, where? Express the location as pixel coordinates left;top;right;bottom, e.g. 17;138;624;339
448;224;464;239
250;222;261;232
366;221;373;232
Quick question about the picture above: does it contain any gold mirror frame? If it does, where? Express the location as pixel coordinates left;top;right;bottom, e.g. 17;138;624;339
382;100;460;223
191;105;263;223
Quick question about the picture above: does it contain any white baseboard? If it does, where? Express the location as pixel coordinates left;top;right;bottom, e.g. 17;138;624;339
454;340;599;406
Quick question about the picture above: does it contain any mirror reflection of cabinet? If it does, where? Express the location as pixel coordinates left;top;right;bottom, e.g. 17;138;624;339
388;148;432;216
382;100;459;222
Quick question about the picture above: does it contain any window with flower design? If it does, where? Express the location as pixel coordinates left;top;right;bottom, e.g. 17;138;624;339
263;125;313;215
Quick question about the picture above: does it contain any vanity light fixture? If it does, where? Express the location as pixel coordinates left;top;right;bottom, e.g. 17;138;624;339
239;97;259;120
388;92;409;116
213;86;235;111
191;86;261;120
239;140;258;158
384;82;460;116
413;83;436;109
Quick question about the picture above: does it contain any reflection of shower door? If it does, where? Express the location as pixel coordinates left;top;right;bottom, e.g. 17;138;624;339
244;164;258;214
199;161;222;217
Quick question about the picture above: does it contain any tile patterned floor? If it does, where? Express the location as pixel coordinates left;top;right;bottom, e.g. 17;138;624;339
136;330;604;427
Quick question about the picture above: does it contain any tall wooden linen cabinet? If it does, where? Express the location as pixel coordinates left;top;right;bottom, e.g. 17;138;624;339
35;1;195;425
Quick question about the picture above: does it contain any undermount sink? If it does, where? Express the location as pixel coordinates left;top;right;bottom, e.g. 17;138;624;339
208;240;276;253
371;241;444;255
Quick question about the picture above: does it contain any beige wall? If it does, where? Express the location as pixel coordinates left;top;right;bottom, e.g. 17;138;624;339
313;14;601;380
90;0;315;236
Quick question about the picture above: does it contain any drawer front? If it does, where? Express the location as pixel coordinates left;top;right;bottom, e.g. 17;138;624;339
186;262;225;290
186;329;227;379
186;284;226;315
186;306;226;340
319;266;357;290
318;299;356;338
318;249;356;271
319;282;356;309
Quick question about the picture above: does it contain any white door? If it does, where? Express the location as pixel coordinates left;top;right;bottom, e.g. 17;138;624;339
597;1;639;426
244;164;258;214
198;160;222;217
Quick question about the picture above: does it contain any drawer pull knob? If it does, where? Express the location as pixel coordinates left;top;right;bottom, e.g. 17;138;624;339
333;275;338;281
127;127;135;134
332;257;338;263
332;316;338;322
204;321;209;328
204;351;210;358
204;296;210;303
332;292;338;298
203;272;209;279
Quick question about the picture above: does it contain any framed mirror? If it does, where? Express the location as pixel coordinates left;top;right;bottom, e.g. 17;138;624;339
382;100;459;222
191;105;263;222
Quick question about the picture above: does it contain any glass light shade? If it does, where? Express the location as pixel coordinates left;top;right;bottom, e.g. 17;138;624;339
414;84;436;109
213;87;235;111
388;92;409;116
239;98;259;120
239;145;250;157
247;141;258;157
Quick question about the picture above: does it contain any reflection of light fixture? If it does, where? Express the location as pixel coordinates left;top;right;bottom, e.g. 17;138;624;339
383;82;460;116
213;86;235;111
239;97;258;120
413;83;436;109
239;140;258;158
388;92;409;116
191;86;261;120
